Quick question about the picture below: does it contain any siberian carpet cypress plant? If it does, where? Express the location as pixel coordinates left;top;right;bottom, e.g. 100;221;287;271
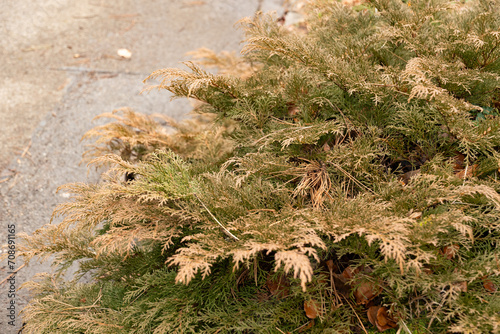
16;0;500;332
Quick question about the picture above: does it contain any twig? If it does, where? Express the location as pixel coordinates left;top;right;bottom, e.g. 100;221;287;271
399;319;413;334
253;125;313;146
23;152;36;166
320;97;352;133
293;321;313;333
21;140;32;158
7;172;20;191
270;116;297;126
120;19;137;34
343;296;369;334
0;264;26;285
462;164;469;186
329;162;375;194
253;257;258;286
194;193;240;241
427;288;450;330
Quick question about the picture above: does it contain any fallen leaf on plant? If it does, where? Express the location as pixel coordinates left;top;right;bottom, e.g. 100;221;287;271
304;299;322;319
325;259;336;273
266;274;290;299
453;152;466;171
367;306;379;326
332;273;350;297
367;306;398;332
483;278;497;293
354;281;381;305
342;266;356;280
456;164;478;179
341;265;368;280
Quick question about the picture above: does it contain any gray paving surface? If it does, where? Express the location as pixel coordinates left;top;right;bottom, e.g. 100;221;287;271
0;1;285;332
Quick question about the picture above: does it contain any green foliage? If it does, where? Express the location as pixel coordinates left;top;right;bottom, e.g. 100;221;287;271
16;0;500;333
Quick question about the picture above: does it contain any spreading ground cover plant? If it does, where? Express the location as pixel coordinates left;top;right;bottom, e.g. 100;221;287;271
16;0;500;333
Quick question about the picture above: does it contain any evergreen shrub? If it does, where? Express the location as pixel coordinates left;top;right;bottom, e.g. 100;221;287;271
18;0;500;332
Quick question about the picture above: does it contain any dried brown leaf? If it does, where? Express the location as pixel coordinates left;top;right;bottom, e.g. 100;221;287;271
354;281;381;305
325;259;337;273
483;278;497;293
456;164;478;179
304;299;322;319
368;306;398;332
453;153;466;171
266;273;290;299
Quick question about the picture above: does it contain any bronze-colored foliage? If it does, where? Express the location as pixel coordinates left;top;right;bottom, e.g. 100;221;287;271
12;0;500;333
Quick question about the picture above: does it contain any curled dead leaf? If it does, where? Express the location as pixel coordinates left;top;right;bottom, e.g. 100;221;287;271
483;278;497;293
341;266;380;304
376;307;398;331
354;281;381;305
304;299;322;319
367;306;398;332
367;306;379;327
